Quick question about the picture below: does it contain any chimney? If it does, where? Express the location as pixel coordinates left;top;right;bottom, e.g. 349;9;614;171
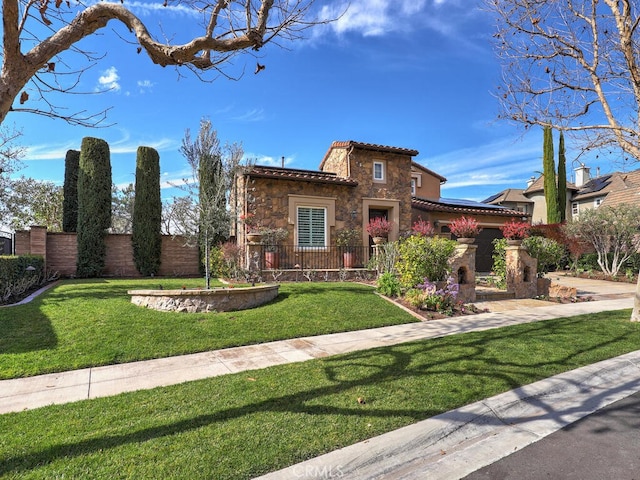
281;156;285;168
526;176;536;188
574;163;591;187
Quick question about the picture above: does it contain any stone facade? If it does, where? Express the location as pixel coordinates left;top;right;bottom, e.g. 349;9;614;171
449;243;477;303
235;141;418;256
505;245;538;299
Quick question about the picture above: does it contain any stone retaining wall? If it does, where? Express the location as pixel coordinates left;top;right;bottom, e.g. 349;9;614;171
128;284;280;313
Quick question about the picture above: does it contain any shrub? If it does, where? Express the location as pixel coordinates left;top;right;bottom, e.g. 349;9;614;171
366;217;392;238
396;235;457;288
335;228;361;251
449;216;481;238
376;272;402;297
368;241;400;274
76;137;112;278
522;235;564;275
62;149;80;233
0;255;45;303
411;218;434;236
491;238;507;289
220;241;245;280
500;219;530;240
132;146;162;276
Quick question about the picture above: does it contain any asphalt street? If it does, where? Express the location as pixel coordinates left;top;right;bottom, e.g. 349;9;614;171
464;390;640;480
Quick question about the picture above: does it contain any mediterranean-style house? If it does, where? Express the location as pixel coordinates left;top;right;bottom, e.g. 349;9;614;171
485;164;640;224
233;140;528;272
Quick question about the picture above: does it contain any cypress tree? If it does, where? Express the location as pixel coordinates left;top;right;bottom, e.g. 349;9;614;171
62;149;80;232
543;126;560;224
76;137;112;277
557;131;567;222
132;146;162;276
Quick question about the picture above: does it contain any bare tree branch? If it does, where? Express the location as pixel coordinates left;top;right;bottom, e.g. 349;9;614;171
1;0;330;126
487;0;640;158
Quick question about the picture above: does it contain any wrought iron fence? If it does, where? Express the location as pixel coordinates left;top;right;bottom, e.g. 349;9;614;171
0;230;13;255
256;244;372;270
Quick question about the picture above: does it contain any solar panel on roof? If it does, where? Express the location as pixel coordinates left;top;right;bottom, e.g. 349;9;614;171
439;198;510;210
482;192;503;204
579;175;612;194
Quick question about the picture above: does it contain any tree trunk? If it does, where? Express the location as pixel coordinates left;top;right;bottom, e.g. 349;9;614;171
632;271;640;322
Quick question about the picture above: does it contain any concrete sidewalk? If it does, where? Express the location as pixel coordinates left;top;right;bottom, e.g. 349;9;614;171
0;296;633;416
0;275;637;480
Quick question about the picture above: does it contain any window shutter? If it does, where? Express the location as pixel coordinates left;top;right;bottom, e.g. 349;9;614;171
297;207;325;247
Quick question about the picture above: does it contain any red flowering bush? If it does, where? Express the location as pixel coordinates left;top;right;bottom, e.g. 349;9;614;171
239;212;259;230
449;216;481;238
412;218;435;236
366;217;392;237
500;219;530;240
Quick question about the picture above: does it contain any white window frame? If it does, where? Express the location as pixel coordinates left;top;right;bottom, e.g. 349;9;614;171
572;202;579;216
594;197;604;208
296;206;327;249
373;161;385;182
410;178;417;196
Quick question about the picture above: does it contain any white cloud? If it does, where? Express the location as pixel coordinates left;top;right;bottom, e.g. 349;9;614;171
96;1;198;17
318;0;463;37
232;108;266;122
23;130;179;162
415;136;542;197
244;153;294;168
137;80;155;93
96;66;121;92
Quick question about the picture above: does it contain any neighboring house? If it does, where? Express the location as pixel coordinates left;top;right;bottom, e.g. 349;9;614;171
233;140;528;272
482;188;534;216
499;164;640;223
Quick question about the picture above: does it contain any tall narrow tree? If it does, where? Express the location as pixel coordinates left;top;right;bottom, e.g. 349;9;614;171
76;137;112;277
178;118;243;288
543;126;560;224
132;147;162;276
62;149;80;232
557;131;567;223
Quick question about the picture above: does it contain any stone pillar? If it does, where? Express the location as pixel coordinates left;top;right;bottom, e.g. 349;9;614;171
245;240;263;272
449;243;476;303
505;245;538;299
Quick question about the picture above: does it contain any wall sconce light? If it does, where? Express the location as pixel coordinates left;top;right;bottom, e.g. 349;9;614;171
351;210;357;219
433;220;440;228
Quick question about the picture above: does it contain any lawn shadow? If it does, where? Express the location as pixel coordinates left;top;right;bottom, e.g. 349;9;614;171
0;307;58;354
3;315;638;476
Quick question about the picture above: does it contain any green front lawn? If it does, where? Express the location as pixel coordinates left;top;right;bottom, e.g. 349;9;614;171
0;279;418;379
0;310;638;479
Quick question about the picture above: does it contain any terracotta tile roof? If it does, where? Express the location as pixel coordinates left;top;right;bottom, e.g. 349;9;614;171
411;161;447;183
412;196;529;217
320;140;419;169
245;165;358;186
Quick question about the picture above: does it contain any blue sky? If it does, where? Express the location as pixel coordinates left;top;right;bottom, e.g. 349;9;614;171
9;0;623;202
